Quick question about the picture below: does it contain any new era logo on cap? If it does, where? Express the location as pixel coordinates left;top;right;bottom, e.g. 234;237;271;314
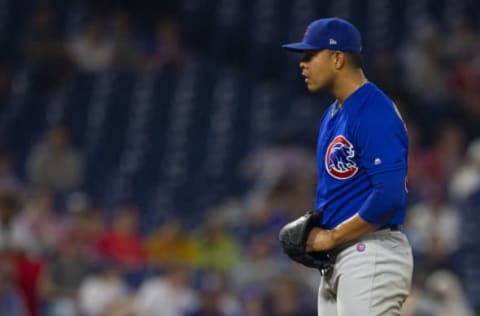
282;17;362;53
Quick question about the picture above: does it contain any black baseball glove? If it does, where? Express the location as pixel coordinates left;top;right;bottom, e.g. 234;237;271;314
278;210;332;270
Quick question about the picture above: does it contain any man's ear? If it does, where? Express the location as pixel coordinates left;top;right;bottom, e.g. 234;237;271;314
333;51;345;70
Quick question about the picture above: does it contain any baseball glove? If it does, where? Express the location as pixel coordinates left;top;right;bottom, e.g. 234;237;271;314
278;210;332;270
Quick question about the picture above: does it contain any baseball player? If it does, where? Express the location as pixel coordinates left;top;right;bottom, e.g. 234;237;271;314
281;18;413;315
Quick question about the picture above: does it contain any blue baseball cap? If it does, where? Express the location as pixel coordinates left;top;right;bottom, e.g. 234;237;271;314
283;18;362;53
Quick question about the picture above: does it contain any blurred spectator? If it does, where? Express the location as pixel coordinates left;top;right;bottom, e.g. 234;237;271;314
1;194;42;316
232;232;282;291
405;119;428;204
406;192;460;270
239;286;267;316
424;270;474;316
244;177;312;242
400;21;450;111
38;239;93;316
12;252;45;316
144;217;199;268
419;122;466;199
131;265;197;316
450;139;480;202
267;277;315;316
444;18;479;63
0;149;23;194
242;146;316;189
78;264;129;316
15;188;61;256
193;213;239;273
451;140;480;315
97;203;145;270
185;271;241;316
26;126;83;192
68;18;114;72
449;47;480;142
60;197;104;262
38;196;98;316
23;7;72;92
110;10;142;71
145;16;185;71
0;192;30;252
0;263;28;316
403;270;474;316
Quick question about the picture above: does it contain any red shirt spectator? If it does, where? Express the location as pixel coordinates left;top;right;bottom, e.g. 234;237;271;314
12;253;44;316
97;204;145;270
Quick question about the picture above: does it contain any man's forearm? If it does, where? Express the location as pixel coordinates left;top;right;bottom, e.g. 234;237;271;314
331;213;378;247
306;213;378;251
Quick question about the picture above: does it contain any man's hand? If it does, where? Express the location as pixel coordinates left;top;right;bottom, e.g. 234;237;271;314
306;214;378;252
278;211;332;270
306;227;336;252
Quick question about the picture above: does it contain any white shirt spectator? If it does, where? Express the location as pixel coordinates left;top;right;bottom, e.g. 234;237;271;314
68;20;113;72
78;271;128;316
132;276;197;316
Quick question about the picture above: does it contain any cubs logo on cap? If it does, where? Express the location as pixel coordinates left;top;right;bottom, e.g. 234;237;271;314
282;17;362;53
325;135;358;179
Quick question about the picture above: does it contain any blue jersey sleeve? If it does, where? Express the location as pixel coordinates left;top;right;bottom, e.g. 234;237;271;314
352;99;408;175
357;169;407;226
352;96;408;226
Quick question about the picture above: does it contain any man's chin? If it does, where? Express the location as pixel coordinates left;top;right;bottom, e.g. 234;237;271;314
307;83;321;92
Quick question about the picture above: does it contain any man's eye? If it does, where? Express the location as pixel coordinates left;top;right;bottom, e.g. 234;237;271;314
302;53;314;62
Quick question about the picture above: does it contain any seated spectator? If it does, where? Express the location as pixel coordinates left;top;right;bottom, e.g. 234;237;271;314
0;263;28;316
267;276;316;316
131;265;197;316
144;16;185;71
231;232;281;291
15;188;61;256
26;125;83;192
192;213;239;273
400;22;450;110
239;285;267;316
110;10;142;71
449;50;480;141
403;270;475;316
12;251;45;316
68;18;114;72
78;263;128;316
0;149;23;196
0;192;30;253
450;138;480;202
144;217;199;268
60;195;104;262
185;271;241;316
97;203;145;270
23;6;72;92
405;190;460;270
38;220;95;316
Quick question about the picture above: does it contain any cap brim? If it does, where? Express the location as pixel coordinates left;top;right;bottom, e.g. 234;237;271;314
282;42;320;52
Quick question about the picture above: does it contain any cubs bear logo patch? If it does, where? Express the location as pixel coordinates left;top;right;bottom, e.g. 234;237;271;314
325;135;358;179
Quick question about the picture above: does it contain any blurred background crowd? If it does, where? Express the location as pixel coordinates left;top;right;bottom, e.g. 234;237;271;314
0;0;479;315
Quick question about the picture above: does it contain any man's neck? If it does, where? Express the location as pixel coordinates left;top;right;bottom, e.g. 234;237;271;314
332;70;368;105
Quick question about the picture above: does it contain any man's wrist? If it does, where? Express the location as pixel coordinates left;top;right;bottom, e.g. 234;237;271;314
330;228;341;248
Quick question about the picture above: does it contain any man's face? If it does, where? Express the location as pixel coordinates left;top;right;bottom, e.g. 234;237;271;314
299;50;335;92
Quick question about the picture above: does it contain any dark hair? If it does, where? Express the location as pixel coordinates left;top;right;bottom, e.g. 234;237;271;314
345;52;364;69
